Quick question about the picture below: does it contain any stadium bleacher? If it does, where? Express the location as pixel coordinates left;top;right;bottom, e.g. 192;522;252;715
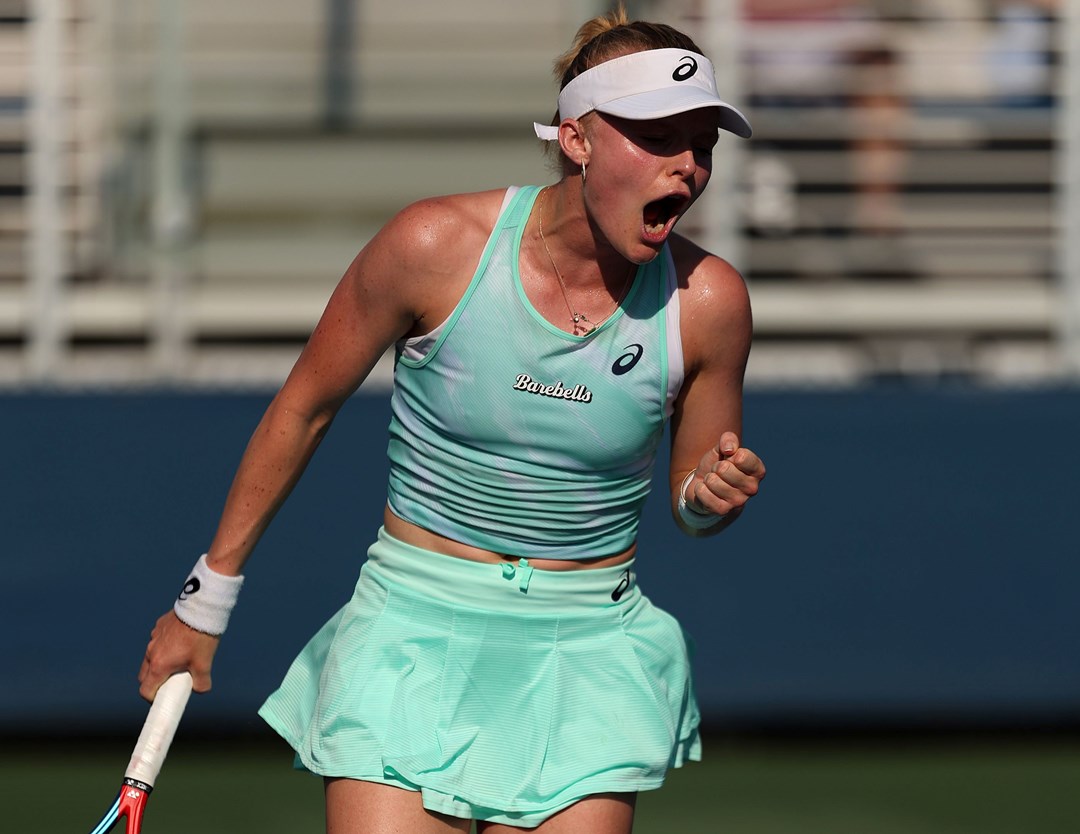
0;0;1067;386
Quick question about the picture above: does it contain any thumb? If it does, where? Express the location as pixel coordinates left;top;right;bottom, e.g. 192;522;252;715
719;431;740;457
190;668;213;694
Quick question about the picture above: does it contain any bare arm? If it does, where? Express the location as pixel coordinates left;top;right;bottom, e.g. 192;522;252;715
667;238;765;537
138;194;500;699
201;259;411;576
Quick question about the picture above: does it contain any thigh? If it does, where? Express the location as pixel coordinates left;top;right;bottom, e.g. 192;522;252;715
477;793;636;834
325;778;472;834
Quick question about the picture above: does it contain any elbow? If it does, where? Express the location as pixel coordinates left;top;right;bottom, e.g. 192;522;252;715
264;392;339;447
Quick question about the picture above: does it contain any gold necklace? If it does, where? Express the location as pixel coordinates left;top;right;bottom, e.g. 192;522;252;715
537;188;634;337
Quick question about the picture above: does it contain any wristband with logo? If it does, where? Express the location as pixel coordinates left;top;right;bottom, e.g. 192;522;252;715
173;554;243;636
677;471;726;530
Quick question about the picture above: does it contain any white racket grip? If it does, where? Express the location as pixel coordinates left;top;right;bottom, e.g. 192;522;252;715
125;672;194;787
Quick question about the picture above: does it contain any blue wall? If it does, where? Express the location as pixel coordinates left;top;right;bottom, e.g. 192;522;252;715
2;388;1078;733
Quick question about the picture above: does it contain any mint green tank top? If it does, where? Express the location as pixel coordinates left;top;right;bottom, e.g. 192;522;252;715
386;185;685;559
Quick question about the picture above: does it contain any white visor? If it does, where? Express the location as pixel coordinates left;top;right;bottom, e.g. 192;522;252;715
533;48;752;141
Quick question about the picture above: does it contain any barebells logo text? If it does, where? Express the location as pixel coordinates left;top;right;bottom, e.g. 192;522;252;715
513;374;592;403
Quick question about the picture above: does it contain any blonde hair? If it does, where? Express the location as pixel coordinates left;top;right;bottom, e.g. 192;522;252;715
544;5;706;169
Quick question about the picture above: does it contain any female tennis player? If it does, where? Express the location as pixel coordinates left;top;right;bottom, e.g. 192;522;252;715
139;8;765;833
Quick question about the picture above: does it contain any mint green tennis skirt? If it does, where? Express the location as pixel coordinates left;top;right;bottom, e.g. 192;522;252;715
258;527;701;828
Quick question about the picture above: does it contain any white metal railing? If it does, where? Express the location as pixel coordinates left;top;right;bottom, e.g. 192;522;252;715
1060;0;1080;375
26;0;66;381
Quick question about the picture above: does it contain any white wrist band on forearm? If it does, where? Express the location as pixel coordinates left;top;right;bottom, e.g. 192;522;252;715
678;471;726;530
173;554;244;636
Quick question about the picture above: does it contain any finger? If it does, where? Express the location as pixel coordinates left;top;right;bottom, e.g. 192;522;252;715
708;466;755;502
728;447;766;480
713;456;762;496
190;667;213;694
695;454;763;512
718;432;740;457
138;638;157;688
691;469;748;515
139;664;168;702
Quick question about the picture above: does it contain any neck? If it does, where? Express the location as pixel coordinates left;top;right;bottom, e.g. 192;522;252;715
535;184;637;337
536;182;633;289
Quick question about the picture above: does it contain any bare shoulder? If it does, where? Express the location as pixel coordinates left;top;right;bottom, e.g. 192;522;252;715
350;189;510;331
668;234;752;372
370;189;507;273
668;234;749;311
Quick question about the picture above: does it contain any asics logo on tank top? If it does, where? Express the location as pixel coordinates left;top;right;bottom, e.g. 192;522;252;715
611;344;644;375
672;56;698;82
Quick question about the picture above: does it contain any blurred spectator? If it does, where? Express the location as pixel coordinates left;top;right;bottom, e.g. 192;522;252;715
744;0;885;107
986;0;1057;107
743;1;909;238
849;37;908;235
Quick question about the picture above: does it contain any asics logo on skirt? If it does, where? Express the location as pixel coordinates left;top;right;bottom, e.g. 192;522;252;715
611;569;632;601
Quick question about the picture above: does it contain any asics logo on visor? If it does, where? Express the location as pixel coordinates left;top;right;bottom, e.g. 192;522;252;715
672;56;698;82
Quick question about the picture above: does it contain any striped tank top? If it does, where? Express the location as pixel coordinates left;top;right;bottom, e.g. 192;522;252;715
386;185;684;559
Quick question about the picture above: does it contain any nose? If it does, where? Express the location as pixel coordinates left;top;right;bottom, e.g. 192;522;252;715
671;147;697;178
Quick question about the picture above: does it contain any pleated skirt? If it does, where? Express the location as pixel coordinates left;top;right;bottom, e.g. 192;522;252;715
258;527;701;828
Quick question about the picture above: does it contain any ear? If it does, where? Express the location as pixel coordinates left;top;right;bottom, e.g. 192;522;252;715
557;118;590;167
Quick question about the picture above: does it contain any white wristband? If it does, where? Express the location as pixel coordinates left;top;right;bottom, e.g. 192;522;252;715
173;554;244;636
678;471;726;530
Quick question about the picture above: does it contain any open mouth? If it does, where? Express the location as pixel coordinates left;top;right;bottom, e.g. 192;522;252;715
642;195;687;239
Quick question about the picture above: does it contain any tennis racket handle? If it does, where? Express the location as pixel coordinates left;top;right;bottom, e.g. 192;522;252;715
124;672;194;788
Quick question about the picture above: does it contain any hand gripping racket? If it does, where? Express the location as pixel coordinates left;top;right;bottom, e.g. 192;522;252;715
87;673;194;834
